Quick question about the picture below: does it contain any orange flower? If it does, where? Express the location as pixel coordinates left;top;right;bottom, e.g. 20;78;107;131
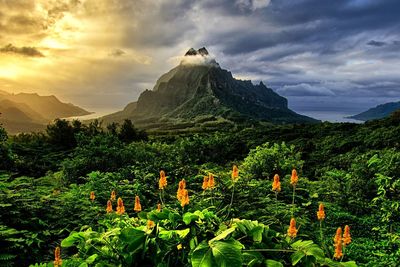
202;176;209;190
334;239;343;259
116;197;125;215
159;170;167;190
317;203;326;221
272;174;281;192
231;165;239;182
111;190;116;201
333;227;343;259
287;218;298;238
134;195;142;212
147;220;155;229
334;227;342;245
106;200;113;213
208;173;215;189
343;225;351;246
180;189;189;207
157;203;162;212
177;179;186;201
54;246;62;267
90;191;95;201
291;169;298;186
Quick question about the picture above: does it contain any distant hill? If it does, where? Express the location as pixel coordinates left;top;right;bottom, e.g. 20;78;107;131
348;101;400;121
100;47;317;127
0;91;91;134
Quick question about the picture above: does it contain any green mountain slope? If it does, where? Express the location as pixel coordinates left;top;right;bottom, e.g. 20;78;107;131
100;47;317;125
348;101;400;121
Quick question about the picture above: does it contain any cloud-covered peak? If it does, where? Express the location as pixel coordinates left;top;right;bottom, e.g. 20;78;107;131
180;47;219;67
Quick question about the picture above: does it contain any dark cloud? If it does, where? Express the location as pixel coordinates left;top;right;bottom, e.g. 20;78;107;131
277;83;336;97
0;43;44;57
367;40;387;47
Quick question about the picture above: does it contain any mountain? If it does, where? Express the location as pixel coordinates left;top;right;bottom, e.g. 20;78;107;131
0;91;91;134
100;47;317;127
348;101;400;121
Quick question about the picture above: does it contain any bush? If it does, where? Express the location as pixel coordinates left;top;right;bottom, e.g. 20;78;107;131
242;142;303;179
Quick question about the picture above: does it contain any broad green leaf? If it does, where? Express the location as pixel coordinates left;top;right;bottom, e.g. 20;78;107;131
305;246;324;260
61;232;83;247
120;228;146;252
291;240;314;250
291;251;305;266
250;225;263;242
159;228;189;240
210;239;243;267
183;212;199;225
175;228;190;238
340;261;358;267
242;251;264;267
191;241;214;267
265;259;284;267
192;240;243;267
209;227;236;242
85;254;98;264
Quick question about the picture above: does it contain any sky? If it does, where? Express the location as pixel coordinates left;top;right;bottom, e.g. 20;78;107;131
1;0;400;118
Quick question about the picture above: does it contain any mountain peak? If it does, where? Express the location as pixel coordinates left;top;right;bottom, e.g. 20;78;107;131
181;47;218;67
100;47;318;125
184;47;209;57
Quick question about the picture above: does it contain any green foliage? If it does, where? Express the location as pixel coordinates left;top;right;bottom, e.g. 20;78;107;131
242;142;303;179
2;116;400;266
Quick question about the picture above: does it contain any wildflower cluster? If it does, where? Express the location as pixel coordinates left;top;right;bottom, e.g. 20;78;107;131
333;225;352;259
177;179;189;207
272;174;281;192
202;173;215;190
317;203;325;221
116;197;125;215
134;195;142;212
53;246;62;267
106;200;113;213
231;165;239;182
159;170;167;190
90;191;95;201
287;218;298;238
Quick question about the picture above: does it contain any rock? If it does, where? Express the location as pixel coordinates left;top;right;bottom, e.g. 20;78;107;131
185;48;198;56
198;47;209;56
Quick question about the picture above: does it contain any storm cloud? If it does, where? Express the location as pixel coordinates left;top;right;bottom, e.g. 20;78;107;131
0;0;399;117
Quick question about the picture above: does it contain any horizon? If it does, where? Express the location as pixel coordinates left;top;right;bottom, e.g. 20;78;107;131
1;0;400;121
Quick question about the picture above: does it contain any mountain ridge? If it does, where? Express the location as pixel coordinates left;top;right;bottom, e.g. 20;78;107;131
0;91;92;134
348;101;400;121
100;47;317;126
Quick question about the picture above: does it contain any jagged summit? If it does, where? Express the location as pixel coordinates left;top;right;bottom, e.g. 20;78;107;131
184;47;209;56
181;47;219;67
100;48;317;125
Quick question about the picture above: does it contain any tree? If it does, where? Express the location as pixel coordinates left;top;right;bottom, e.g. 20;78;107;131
46;119;76;148
118;119;147;143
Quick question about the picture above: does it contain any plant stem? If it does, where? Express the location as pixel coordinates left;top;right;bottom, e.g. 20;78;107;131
291;185;296;216
292;185;296;206
227;183;235;219
159;189;165;207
